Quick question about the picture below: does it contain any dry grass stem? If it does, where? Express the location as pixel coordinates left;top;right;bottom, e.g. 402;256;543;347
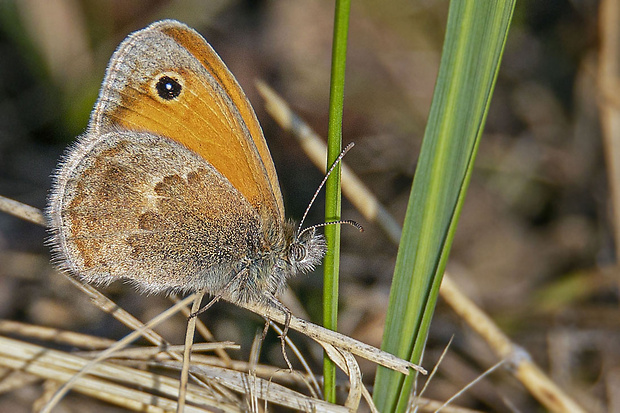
40;295;197;412
412;336;454;411
0;336;231;412
185;354;321;387
321;343;364;410
181;362;350;412
92;342;239;360
0;195;46;226
2;318;349;412
0;320;115;349
240;299;423;375
178;292;206;413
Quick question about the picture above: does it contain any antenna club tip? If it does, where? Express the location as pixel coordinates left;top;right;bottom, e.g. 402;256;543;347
342;219;363;232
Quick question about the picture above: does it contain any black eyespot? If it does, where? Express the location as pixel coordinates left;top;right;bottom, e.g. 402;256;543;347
155;76;182;100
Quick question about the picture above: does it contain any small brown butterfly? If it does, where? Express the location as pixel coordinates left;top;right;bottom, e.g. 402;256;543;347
47;20;334;310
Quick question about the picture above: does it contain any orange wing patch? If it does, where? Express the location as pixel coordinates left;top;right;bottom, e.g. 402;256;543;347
101;21;284;224
163;25;282;210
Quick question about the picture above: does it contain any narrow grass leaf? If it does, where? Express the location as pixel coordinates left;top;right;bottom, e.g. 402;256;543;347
372;2;516;411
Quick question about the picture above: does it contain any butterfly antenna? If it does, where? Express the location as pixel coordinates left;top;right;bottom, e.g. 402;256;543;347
298;219;363;240
297;142;355;235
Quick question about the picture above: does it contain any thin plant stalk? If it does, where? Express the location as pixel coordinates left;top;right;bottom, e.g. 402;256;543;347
323;0;351;403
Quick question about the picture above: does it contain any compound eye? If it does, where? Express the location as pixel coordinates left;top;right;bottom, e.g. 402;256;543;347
290;243;307;262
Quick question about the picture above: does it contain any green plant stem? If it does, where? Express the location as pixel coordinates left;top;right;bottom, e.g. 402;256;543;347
323;0;351;403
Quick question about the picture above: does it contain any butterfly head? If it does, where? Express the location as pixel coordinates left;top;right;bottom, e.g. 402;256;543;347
289;224;326;275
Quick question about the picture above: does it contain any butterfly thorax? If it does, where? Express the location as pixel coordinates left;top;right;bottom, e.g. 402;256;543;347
229;219;326;305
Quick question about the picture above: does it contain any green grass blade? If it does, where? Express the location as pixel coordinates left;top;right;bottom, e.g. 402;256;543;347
372;1;515;411
323;0;351;403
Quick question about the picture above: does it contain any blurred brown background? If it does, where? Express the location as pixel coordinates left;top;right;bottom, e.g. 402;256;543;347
0;0;616;412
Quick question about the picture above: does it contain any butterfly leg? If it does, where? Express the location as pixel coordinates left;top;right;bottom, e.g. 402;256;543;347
265;295;293;370
280;309;293;371
189;291;220;318
260;316;270;343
